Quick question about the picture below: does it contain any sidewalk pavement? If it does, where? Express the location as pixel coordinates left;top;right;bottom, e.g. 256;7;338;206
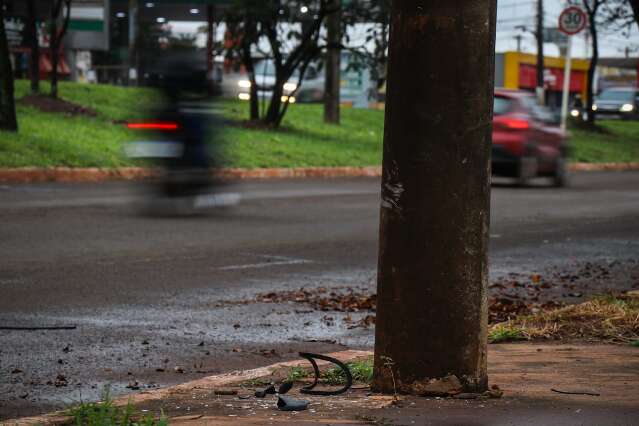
6;344;639;425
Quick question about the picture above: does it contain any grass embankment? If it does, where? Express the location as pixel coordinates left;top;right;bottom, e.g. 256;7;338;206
570;121;639;163
0;80;383;168
489;294;639;346
68;387;167;426
1;80;638;168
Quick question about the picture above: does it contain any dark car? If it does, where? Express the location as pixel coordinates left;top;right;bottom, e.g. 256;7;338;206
592;87;639;120
493;89;569;187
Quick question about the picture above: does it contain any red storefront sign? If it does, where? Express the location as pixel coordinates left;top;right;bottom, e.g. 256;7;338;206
519;63;585;92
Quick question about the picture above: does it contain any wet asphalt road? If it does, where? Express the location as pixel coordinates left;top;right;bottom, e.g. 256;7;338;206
1;172;639;420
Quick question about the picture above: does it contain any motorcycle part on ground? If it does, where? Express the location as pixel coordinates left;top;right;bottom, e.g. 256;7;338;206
254;384;276;398
298;352;353;396
278;381;294;395
277;395;309;411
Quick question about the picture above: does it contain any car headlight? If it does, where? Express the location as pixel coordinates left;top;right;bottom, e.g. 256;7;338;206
238;93;250;101
592;104;598;111
237;80;252;88
283;82;297;92
621;103;634;112
570;109;580;117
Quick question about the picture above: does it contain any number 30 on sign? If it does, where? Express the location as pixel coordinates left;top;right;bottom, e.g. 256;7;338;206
559;6;587;36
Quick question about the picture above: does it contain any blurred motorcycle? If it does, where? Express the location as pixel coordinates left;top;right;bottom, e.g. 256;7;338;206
125;54;239;214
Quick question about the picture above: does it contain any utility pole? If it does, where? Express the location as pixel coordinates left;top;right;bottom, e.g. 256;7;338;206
536;0;545;105
515;34;522;52
372;0;496;395
324;0;341;124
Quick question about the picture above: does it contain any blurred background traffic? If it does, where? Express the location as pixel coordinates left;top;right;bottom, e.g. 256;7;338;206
1;1;639;182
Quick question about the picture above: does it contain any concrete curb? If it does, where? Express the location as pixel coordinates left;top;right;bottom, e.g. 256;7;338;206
1;163;638;184
3;350;372;426
0;167;382;184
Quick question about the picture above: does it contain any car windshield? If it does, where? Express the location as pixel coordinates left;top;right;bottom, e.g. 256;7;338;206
494;96;512;116
254;60;300;78
520;96;558;124
597;90;634;102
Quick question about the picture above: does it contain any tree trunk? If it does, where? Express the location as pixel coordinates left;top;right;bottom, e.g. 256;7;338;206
585;9;599;126
240;27;259;121
264;78;284;126
27;0;40;94
372;0;496;394
248;68;259;120
536;0;545;105
629;0;639;27
0;2;18;131
51;0;71;99
323;0;341;124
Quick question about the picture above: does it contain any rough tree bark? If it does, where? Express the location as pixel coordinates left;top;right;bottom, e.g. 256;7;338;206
372;0;496;394
27;0;40;94
0;0;18;131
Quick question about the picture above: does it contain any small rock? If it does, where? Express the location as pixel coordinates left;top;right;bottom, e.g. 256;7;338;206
11;368;23;374
174;366;185;374
233;324;241;329
54;374;68;387
198;341;204;346
141;340;149;345
486;384;503;399
410;375;463;397
62;345;71;353
19;392;29;399
156;368;165;372
126;381;140;390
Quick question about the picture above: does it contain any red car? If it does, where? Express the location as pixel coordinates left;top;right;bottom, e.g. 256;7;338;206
493;89;569;187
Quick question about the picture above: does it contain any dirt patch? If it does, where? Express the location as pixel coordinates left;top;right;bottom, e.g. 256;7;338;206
19;94;98;117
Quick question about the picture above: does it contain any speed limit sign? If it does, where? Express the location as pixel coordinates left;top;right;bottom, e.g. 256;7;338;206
559;6;587;35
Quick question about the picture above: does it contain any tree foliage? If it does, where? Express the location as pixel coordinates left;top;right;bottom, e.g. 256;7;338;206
568;0;637;125
224;0;390;127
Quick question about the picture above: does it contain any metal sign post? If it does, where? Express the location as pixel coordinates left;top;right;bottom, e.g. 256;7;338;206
560;37;573;132
558;6;587;131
